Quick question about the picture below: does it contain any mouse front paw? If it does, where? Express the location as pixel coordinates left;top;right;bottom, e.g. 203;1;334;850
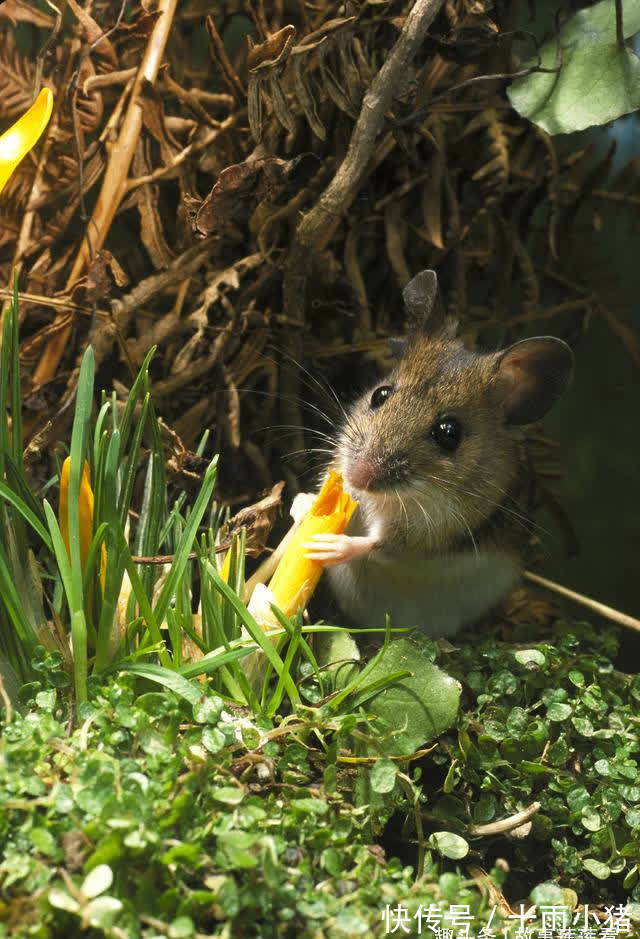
303;533;377;567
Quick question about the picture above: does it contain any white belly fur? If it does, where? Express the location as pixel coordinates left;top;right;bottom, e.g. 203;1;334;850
326;549;520;636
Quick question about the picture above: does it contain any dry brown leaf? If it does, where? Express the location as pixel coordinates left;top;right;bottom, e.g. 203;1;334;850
0;0;55;28
131;140;174;270
219;481;285;558
0;29;36;118
247;25;297;72
194;158;299;236
421;116;446;249
65;0;118;68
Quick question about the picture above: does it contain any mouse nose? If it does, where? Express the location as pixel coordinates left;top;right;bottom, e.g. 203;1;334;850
348;458;376;491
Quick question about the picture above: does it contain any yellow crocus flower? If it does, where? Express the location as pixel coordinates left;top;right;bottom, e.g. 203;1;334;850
0;88;53;196
59;458;106;590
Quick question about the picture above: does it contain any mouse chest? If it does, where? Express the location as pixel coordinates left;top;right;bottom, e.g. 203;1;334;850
326;549;519;636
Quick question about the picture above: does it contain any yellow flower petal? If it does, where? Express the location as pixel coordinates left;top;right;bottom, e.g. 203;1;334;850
0;88;53;195
59;457;106;591
267;471;357;618
219;546;233;584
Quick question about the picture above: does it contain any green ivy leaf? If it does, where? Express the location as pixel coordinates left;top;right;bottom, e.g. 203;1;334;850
508;0;640;134
364;638;461;756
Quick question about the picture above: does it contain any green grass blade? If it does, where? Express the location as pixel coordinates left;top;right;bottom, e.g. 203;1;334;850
43;500;74;613
118;392;150;529
203;560;301;709
0;542;39;648
0;481;53;551
121;545;170;667
348;671;412;710
82;522;108;597
108;661;202;706
93;401;111;474
67;347;95;610
118;346;155;457
152;457;218;628
266;616;301;718
43;498;89;700
179;645;256;679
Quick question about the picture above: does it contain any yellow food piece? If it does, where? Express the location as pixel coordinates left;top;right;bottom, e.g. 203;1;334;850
267;471;357;618
0;88;53;195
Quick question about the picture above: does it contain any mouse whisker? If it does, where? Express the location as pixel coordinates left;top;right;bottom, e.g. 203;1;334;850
431;477;554;561
409;495;436;544
394;486;411;542
275;349;352;428
450;506;479;558
415;473;554;543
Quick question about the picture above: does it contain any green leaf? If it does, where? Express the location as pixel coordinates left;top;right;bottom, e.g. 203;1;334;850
30;827;58;857
82;864;113;898
364;637;461;755
514;649;545;668
153;458;217;627
211;787;244;805
48;888;80;914
0;482;53;551
193;695;224;724
508;0;640;134
369;758;397;794
429;831;469;860
169;917;195;939
315;631;360;691
547;702;572;721
202;726;226;754
530;882;567;907
583;858;611;880
85;896;123;928
111;663;202;706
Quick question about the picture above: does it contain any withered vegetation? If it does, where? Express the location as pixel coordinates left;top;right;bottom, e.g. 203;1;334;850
1;0;638;509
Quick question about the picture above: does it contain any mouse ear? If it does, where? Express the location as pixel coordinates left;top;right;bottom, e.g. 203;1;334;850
389;337;408;358
403;269;456;337
495;336;574;425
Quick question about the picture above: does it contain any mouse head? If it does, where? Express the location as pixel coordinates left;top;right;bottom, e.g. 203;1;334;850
336;270;574;546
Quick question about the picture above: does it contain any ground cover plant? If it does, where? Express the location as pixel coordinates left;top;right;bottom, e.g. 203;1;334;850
1;0;640;937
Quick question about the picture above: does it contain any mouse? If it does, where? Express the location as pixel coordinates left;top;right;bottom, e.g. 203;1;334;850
303;269;574;636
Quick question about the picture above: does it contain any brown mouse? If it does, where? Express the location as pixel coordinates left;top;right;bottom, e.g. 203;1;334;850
304;270;574;635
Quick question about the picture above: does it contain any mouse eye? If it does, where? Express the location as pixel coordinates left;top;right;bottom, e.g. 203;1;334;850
430;416;462;451
370;385;393;410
